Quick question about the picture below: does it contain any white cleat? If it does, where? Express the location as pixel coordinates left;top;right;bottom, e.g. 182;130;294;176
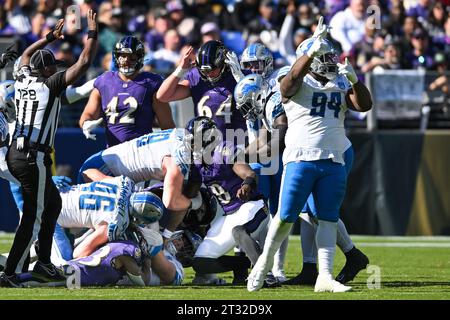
247;268;266;292
272;269;287;283
314;275;352;293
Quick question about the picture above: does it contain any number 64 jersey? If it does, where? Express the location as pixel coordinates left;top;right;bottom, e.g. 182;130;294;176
57;175;134;241
282;73;352;165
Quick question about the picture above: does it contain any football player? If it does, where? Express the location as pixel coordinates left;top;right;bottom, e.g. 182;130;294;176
79;35;175;147
184;117;273;286
247;18;373;293
156;40;247;144
235;43;290;282
77;118;220;234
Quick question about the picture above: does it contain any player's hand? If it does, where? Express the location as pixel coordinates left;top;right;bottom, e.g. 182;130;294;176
52;176;73;189
87;9;97;32
312;16;329;40
236;184;252;202
337;57;358;85
179;46;194;70
225;51;245;83
53;19;65;40
0;44;19;69
82;118;103;140
306;38;328;58
0;112;8;142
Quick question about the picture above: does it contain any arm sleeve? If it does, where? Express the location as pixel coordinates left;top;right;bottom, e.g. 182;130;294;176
279;14;296;64
45;70;67;97
64;78;96;104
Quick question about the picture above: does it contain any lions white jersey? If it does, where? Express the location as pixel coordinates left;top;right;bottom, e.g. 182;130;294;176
246;68;286;143
57;175;134;241
283;73;352;165
101;129;191;182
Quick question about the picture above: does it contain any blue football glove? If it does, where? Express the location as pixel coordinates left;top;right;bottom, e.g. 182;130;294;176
52;176;73;189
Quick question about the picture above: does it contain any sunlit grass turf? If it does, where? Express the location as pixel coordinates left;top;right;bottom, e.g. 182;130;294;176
1;233;449;300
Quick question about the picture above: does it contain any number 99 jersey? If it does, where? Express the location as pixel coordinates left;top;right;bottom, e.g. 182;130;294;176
57;175;133;241
283;73;352;165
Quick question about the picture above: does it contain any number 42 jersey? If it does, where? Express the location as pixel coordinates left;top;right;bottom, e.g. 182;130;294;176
283;73;352;165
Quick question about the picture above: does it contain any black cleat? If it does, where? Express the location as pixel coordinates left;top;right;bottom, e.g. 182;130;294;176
0;272;23;288
31;261;66;284
284;263;318;285
262;272;281;288
336;247;369;284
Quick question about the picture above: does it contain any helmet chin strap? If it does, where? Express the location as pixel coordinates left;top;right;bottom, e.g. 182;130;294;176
120;66;136;76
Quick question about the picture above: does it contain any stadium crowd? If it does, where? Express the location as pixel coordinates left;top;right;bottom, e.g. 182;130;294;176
1;0;448;109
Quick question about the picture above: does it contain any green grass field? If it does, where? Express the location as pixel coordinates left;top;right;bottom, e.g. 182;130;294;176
1;233;449;300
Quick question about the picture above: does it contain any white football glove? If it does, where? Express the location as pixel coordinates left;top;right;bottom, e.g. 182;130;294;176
337;57;358;85
0;111;8;142
306;38;328;58
312;16;330;40
225;51;245;83
82;118;103;141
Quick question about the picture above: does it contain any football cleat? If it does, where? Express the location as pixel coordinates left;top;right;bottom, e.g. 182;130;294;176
246;268;266;292
336;247;369;284
272;269;288;283
263;272;281;288
31;261;66;284
192;273;227;286
0;272;23;288
284;263;318;285
314;275;352;293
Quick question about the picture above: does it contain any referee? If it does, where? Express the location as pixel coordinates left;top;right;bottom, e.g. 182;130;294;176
0;10;98;287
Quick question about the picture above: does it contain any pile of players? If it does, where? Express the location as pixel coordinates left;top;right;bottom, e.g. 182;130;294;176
0;16;372;292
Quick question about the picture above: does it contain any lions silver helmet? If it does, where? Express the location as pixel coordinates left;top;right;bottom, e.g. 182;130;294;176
240;43;273;78
0;80;16;122
296;38;338;81
129;191;164;224
234;73;268;122
164;230;202;267
137;226;164;257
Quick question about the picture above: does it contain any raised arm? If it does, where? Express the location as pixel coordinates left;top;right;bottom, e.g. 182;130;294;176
152;93;176;130
20;19;65;68
64;10;98;86
338;58;373;112
156;46;193;102
280;55;312;102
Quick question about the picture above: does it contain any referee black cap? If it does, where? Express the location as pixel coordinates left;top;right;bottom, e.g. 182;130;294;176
30;49;64;71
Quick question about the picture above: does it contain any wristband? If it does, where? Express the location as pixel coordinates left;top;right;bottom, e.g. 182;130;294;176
173;66;188;78
162;228;173;239
46;31;57;43
242;176;257;189
87;30;97;40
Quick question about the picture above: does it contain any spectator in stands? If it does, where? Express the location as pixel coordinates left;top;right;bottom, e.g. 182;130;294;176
361;41;402;73
200;22;221;45
99;7;125;55
329;0;367;57
279;1;313;65
353;15;384;70
147;28;182;77
383;0;406;37
166;0;195;45
423;2;447;49
7;0;32;35
231;0;260;33
247;0;280;36
296;2;317;30
406;0;431;21
98;1;113;30
429;52;449;94
405;28;435;70
145;8;171;52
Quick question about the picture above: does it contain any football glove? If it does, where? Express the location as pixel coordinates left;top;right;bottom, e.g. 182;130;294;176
0;44;19;69
337;57;358;85
82;118;103;141
225;51;245;83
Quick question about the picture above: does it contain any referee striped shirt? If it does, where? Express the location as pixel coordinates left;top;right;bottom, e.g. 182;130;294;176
13;69;67;148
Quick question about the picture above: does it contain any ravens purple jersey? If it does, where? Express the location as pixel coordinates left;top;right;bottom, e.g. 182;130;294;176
94;71;163;147
192;142;261;214
66;241;142;287
185;68;247;140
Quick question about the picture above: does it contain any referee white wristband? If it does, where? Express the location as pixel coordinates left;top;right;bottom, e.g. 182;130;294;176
172;66;188;79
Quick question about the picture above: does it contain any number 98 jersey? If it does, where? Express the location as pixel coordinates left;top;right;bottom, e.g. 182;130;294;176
95;71;163;147
283;74;352;165
57;175;133;240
